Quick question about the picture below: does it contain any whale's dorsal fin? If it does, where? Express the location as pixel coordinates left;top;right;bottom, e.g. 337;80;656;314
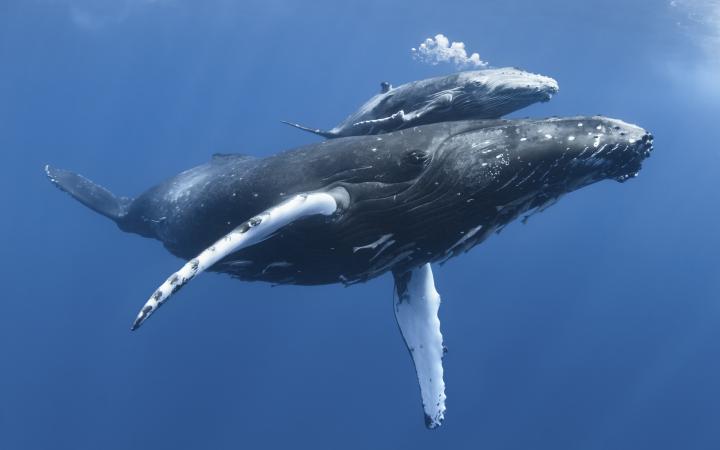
380;81;392;93
131;190;344;330
280;121;337;139
393;264;446;429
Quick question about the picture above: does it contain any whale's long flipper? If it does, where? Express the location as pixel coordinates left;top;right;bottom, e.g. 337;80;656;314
131;191;342;330
393;264;446;429
280;121;337;138
351;91;454;132
351;97;451;134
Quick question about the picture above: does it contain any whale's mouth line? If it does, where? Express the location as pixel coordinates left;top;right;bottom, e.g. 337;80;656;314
613;132;654;182
615;133;654;179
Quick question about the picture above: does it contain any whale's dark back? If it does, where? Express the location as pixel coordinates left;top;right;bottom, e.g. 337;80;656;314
119;124;461;279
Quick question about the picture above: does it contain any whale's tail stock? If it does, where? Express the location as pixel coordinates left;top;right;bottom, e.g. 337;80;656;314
44;165;131;222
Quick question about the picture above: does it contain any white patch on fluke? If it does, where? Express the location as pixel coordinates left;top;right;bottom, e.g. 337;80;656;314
411;34;488;68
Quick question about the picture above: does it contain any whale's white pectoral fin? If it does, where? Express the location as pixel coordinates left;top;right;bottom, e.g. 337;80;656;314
131;191;341;330
352;110;406;128
393;263;446;429
355;94;452;131
403;93;453;123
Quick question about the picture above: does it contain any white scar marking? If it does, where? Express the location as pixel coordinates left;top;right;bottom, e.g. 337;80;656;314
353;233;394;253
222;260;253;267
370;238;397;261
261;261;293;274
446;224;484;254
544;134;552;139
497;173;519;190
520;137;527;141
568;136;575;141
591;143;609;158
369;250;414;275
516;167;539;186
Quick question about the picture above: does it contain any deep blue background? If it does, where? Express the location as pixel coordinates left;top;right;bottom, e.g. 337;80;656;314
2;1;720;449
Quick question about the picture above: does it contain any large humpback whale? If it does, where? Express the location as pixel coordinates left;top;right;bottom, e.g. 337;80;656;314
283;68;559;138
47;116;653;428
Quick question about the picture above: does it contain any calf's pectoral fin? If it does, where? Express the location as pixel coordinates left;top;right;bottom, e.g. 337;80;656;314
131;190;344;331
402;93;453;123
353;95;451;131
280;120;337;138
352;110;407;128
393;264;446;429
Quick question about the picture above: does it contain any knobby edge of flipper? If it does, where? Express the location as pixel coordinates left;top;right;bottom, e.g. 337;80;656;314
131;188;348;331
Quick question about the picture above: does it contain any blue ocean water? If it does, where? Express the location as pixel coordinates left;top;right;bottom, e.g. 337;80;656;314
2;0;720;448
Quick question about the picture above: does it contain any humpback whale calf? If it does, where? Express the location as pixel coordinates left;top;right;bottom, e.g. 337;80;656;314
47;116;652;428
283;68;559;138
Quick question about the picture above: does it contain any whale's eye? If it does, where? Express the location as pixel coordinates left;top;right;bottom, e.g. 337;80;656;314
403;149;430;166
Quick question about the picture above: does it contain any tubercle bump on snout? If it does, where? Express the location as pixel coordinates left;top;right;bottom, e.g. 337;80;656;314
613;131;654;183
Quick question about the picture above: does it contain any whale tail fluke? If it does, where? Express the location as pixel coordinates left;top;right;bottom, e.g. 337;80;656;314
45;165;131;222
280;121;337;139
